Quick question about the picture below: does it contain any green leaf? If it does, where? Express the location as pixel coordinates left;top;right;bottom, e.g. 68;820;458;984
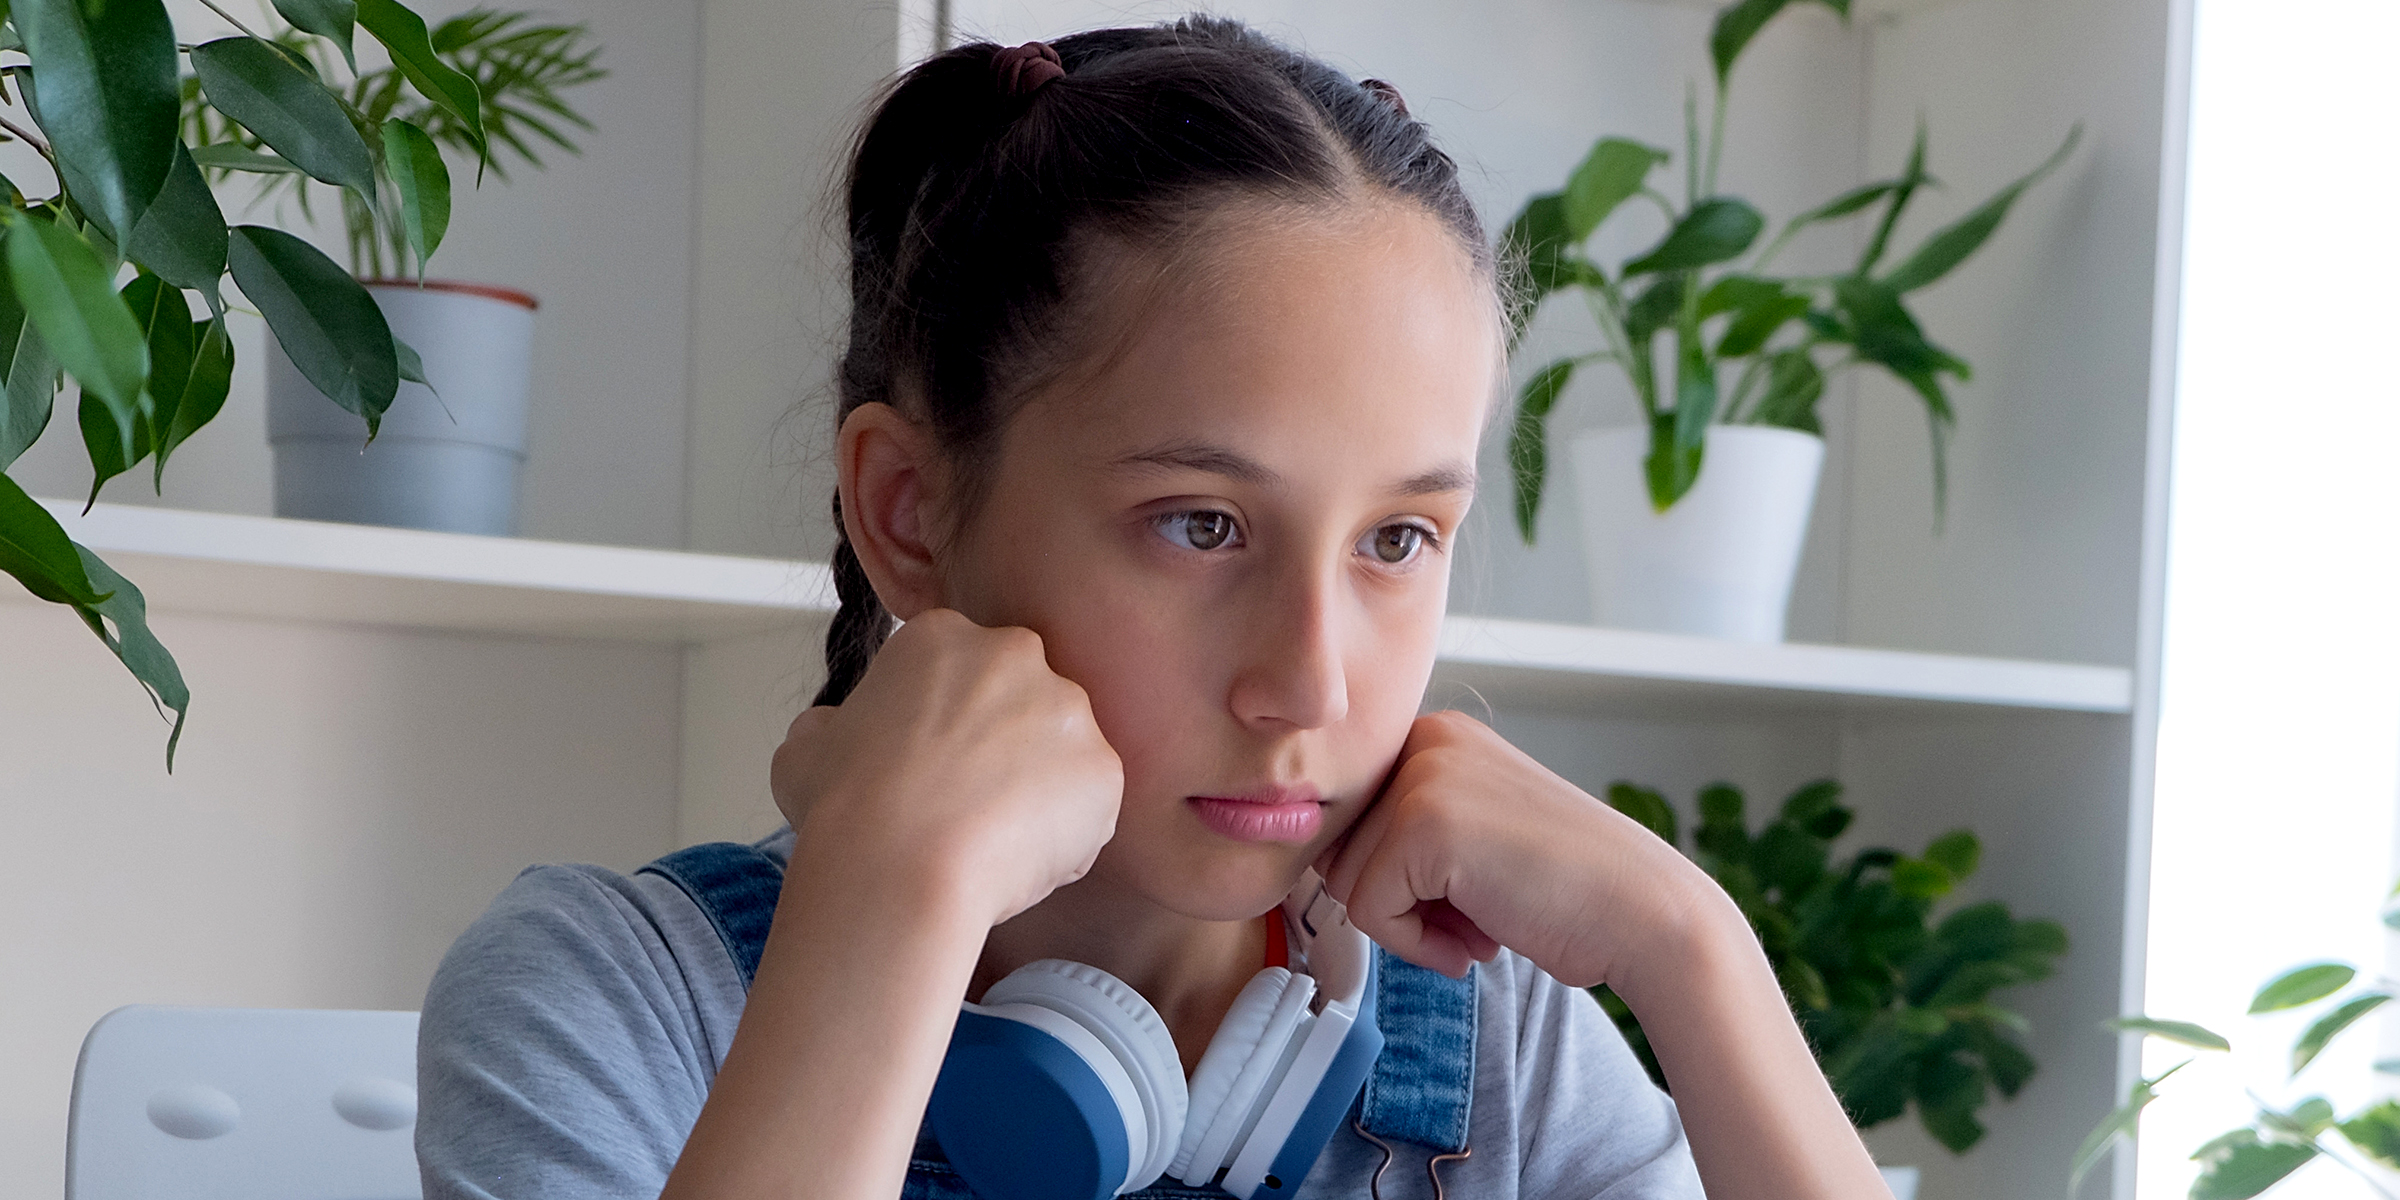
0;270;59;470
1624;198;1765;276
1694;782;1748;861
393;332;430;388
1605;781;1679;846
188;143;305;174
71;544;189;769
2260;1097;2336;1140
14;0;179;243
189;37;378;199
1892;856;1954;899
2251;962;2356;1014
2189;1132;2316;1200
356;0;487;163
0;468;107;604
1671;333;1715;449
227;225;398;434
1508;358;1576;544
124;142;229;303
6;216;148;442
1709;0;1790;86
1923;830;1980;879
1642;409;1702;514
2291;992;2390;1076
1562;138;1667;241
1913;1050;1987;1153
2107;1015;2230;1052
1622;275;1683;346
2013;918;2069;957
1777;779;1845;836
1714;289;1809;358
1749;349;1824;433
154;317;231;487
2069;1061;2184;1195
1859;119;1931;275
272;0;358;72
1882;124;2082;294
380;118;450;276
2337;1100;2400;1170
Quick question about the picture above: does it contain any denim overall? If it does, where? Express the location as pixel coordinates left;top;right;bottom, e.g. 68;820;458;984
642;842;1478;1199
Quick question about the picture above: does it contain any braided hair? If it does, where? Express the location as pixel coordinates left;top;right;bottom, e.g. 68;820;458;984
814;17;1490;706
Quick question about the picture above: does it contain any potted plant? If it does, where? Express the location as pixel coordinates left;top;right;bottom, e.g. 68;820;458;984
1501;0;2078;642
0;0;548;765
182;6;602;536
2076;892;2400;1199
1601;778;2070;1198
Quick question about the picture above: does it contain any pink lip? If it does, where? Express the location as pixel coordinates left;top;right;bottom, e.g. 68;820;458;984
1188;784;1325;844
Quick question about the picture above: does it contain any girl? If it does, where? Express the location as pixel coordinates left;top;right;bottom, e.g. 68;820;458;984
417;19;1888;1200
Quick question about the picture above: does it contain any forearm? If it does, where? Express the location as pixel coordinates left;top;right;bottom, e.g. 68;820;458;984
1614;888;1890;1200
661;835;988;1200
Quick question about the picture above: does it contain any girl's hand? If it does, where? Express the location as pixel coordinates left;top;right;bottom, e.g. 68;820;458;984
770;608;1125;928
1315;709;1716;989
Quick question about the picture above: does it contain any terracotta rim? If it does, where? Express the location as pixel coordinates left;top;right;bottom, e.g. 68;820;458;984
357;279;540;310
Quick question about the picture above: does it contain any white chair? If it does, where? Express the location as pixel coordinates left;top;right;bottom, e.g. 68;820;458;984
67;1006;421;1200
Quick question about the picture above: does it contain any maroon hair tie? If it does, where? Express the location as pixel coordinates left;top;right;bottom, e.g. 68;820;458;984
1360;78;1409;117
994;41;1066;96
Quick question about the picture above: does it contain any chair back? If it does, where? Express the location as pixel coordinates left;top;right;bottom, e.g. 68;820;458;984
67;1005;421;1200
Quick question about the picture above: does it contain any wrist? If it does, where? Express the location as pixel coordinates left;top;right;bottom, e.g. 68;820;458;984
1605;869;1762;1021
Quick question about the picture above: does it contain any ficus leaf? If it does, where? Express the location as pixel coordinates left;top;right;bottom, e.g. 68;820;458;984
1562;138;1667;241
2069;1060;2184;1195
2291;992;2390;1076
0;468;107;605
1624;198;1765;276
1508;357;1577;543
13;0;178;243
227;225;398;435
2189;1132;2315;1200
357;0;487;165
1882;123;2083;294
188;143;305;175
124;142;229;303
0;269;58;470
381;118;451;276
190;38;378;200
71;544;189;770
2337;1100;2400;1171
6;215;149;441
2250;962;2356;1013
77;391;146;509
272;0;359;72
155;318;232;488
2106;1015;2230;1052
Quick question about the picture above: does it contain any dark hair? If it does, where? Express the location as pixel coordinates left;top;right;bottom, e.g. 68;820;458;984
814;16;1491;706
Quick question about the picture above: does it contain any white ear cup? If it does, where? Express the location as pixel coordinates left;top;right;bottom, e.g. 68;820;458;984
1173;969;1317;1186
983;960;1188;1190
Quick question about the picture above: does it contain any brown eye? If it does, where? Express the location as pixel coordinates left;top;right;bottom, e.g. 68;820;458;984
1367;524;1424;564
1163;511;1237;551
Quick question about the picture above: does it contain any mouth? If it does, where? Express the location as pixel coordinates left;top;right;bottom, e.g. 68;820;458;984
1187;784;1325;845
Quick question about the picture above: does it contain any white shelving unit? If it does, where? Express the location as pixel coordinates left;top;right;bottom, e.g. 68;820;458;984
29;500;2130;718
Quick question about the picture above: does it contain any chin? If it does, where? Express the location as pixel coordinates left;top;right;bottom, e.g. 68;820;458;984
1096;838;1317;923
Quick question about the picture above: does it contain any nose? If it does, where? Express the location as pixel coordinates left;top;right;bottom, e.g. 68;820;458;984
1226;558;1350;732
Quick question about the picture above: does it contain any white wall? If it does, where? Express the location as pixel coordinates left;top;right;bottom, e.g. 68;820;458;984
0;601;683;1197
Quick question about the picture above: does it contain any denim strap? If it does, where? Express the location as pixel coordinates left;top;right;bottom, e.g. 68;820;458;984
1358;951;1477;1154
640;843;1479;1154
638;841;785;989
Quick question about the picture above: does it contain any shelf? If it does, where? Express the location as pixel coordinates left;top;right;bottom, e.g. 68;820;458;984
25;500;834;644
17;502;2131;715
1433;617;2131;717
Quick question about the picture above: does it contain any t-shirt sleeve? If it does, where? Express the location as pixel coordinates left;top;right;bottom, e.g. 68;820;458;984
1502;957;1706;1198
415;865;719;1200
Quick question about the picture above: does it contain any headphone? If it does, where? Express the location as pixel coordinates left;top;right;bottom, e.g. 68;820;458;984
926;877;1385;1200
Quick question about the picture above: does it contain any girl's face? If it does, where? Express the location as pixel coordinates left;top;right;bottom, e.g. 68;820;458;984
941;201;1499;921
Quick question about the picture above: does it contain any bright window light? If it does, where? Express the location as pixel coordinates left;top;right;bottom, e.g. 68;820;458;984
2141;2;2400;1198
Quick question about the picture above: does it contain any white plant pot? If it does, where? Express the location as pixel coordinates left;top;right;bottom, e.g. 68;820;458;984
1880;1165;1920;1200
1568;424;1825;642
267;281;538;536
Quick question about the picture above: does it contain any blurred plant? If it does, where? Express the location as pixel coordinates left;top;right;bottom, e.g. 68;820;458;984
1499;0;2079;535
1599;778;2068;1153
181;7;603;277
2076;892;2400;1198
0;0;588;767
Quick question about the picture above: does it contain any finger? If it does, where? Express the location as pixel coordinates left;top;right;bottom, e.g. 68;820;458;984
1318;784;1401;908
1418;899;1501;963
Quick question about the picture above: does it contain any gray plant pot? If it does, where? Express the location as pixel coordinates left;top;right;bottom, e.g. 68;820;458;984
267;281;537;536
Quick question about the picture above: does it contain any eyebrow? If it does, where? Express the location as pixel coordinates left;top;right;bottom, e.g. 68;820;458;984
1112;440;1478;497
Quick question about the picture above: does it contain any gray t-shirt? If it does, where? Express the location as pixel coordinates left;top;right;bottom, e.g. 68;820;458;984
416;829;1703;1199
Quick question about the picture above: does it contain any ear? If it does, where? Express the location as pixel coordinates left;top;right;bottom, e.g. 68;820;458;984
836;402;946;620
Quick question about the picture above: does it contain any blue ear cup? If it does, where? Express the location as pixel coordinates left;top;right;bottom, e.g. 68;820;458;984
927;960;1186;1200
